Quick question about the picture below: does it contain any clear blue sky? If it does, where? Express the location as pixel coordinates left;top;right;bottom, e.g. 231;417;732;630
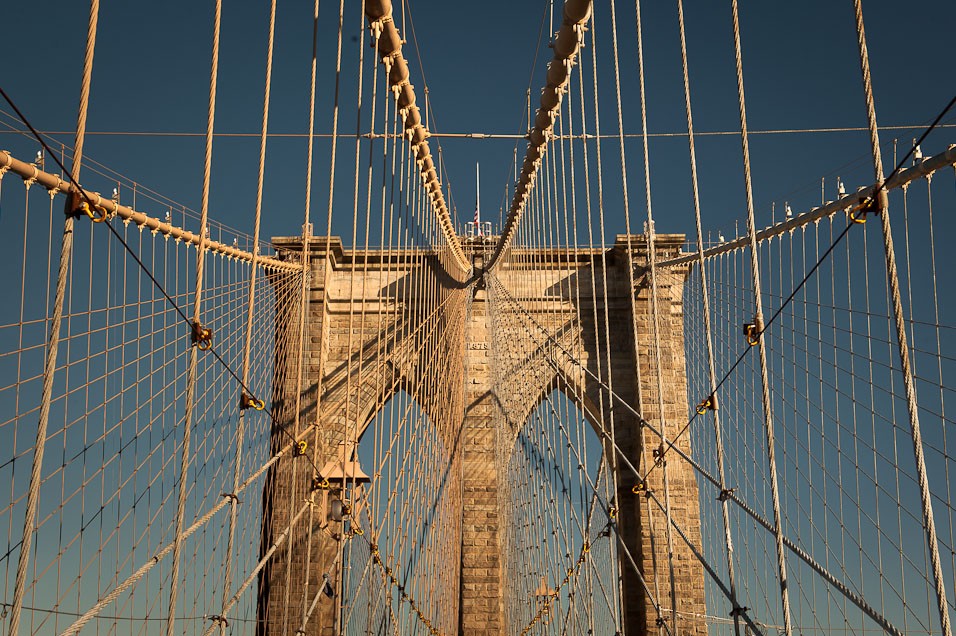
1;0;954;245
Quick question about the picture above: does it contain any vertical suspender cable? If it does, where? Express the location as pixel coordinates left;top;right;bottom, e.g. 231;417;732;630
9;2;99;634
337;3;367;629
674;0;742;632
298;0;323;628
166;1;221;634
628;0;680;630
609;0;669;629
218;0;277;632
850;2;952;635
728;2;793;633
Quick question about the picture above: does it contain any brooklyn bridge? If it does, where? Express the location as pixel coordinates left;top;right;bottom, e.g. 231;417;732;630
0;0;955;634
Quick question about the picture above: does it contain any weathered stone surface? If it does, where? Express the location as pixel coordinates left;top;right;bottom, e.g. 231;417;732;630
261;235;705;636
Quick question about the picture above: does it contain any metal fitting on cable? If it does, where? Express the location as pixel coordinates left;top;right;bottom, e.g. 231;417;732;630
239;392;265;411
68;189;109;223
206;615;229;628
191;321;213;350
718;487;736;502
652;444;666;467
848;191;884;224
293;440;308;456
742;318;761;346
696;393;718;415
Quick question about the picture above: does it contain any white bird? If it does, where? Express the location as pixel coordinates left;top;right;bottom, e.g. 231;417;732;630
785;202;793;219
717;232;725;243
837;177;846;198
913;142;924;163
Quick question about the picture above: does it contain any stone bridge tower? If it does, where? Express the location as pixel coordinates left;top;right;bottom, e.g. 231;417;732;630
258;234;705;635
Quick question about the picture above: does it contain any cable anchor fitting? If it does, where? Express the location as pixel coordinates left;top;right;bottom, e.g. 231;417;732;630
742;318;762;346
729;605;750;618
696;393;718;415
206;615;229;628
67;189;109;223
717;487;736;502
239;392;265;411
293;440;308;457
652;444;666;467
191;321;213;350
848;189;886;224
311;476;331;491
631;480;646;494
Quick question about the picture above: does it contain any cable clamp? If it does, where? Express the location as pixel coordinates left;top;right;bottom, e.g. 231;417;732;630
293;440;308;457
729;605;749;618
742;318;762;346
220;492;241;504
848;190;886;224
608;505;618;520
239;392;265;411
66;189;109;222
207;615;229;627
631;480;646;494
191;321;213;350
652;444;666;467
696;393;718;415
311;476;331;491
655;617;666;627
717;487;736;502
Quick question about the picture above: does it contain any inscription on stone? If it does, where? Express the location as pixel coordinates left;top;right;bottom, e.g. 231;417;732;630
467;342;488;350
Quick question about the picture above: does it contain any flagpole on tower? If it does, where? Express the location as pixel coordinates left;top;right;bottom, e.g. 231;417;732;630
475;162;482;236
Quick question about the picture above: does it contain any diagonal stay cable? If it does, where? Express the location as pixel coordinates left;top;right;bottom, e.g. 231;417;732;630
0;84;323;476
644;92;956;480
488;272;903;636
